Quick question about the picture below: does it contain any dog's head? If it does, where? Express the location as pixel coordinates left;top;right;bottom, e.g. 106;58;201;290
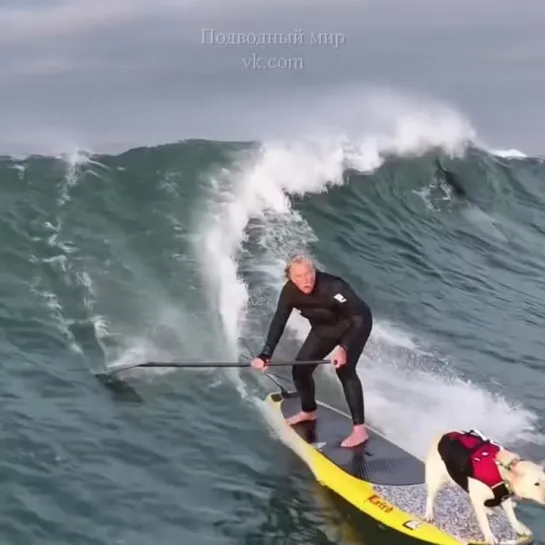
509;460;545;504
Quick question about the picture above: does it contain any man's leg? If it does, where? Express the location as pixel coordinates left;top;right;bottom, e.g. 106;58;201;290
287;328;337;426
335;315;373;447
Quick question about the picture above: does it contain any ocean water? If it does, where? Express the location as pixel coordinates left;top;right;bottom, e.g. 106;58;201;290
2;103;545;545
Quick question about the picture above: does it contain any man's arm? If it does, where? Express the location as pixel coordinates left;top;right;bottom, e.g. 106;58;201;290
329;277;369;351
258;284;294;360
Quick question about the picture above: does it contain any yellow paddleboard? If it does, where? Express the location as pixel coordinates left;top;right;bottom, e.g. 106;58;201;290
266;391;533;545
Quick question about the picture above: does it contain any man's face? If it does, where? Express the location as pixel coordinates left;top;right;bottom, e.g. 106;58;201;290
289;262;316;294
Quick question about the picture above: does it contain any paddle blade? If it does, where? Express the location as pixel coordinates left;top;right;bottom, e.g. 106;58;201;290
94;372;143;402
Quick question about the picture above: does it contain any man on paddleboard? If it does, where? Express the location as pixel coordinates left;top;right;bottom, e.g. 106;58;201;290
251;254;373;447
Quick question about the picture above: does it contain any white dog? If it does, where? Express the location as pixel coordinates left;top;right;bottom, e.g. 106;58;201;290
424;429;545;544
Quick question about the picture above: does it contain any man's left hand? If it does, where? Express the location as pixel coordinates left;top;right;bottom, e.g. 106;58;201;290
331;345;347;368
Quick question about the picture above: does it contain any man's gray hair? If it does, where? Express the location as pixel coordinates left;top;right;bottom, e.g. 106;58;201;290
284;252;315;279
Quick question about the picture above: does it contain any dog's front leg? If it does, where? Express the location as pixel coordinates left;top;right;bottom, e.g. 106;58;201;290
468;480;498;545
424;442;447;522
501;498;532;537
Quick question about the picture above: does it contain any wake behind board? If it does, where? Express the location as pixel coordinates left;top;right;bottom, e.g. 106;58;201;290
267;391;533;545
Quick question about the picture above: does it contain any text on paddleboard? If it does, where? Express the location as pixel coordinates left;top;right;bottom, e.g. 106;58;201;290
367;494;394;513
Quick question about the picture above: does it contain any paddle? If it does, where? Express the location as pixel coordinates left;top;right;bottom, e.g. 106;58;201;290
104;358;328;375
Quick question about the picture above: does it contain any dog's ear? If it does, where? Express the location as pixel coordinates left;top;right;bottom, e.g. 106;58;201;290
540;460;545;471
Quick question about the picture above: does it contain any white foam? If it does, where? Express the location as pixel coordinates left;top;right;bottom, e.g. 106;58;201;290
29;284;83;355
330;353;542;458
193;89;543;450
369;320;426;354
489;148;527;159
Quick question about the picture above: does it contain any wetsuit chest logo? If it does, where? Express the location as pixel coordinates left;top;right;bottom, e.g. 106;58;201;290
334;293;346;303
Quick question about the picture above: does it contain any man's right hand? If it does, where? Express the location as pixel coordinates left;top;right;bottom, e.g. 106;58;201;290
251;357;269;370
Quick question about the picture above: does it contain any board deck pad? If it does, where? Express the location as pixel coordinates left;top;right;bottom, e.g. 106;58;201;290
280;394;529;544
281;393;425;485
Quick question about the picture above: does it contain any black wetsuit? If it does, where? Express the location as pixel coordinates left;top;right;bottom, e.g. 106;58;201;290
258;270;373;425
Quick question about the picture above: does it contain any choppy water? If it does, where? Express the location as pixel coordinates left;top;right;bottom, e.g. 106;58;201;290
2;110;545;544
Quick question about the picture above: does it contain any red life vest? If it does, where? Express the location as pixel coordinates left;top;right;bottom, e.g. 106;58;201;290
438;429;512;507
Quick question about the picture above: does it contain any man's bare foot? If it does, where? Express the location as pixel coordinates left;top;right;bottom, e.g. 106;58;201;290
286;410;317;426
341;424;369;447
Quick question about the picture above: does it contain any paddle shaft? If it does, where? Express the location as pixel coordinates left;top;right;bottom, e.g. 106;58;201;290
142;359;326;368
106;359;328;375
